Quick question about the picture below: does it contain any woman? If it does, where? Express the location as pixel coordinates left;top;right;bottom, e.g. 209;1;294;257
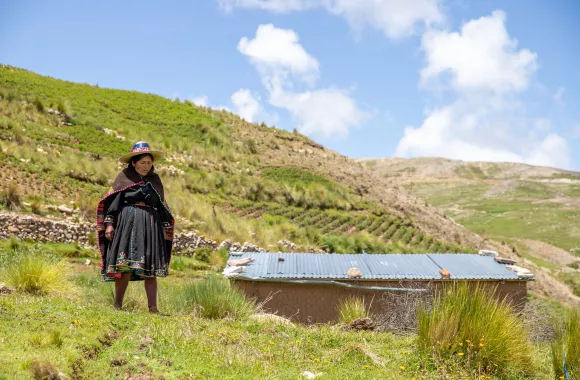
96;141;174;313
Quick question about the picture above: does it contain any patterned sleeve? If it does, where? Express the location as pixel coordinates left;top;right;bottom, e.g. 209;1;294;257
104;191;124;225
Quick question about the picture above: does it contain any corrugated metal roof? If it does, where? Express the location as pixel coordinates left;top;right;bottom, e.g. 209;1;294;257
227;252;522;280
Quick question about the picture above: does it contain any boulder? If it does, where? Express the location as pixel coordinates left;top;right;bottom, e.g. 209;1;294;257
349;317;375;331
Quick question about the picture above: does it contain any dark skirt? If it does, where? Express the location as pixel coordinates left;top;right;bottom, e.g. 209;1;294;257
103;205;170;282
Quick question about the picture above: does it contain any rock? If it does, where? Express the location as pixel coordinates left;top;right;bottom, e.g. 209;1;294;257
0;283;14;295
350;317;375;331
227;257;255;267
439;268;451;278
506;265;534;279
218;239;232;251
478;249;498;257
57;204;74;213
7;226;19;233
494;256;516;265
347;267;362;278
85;259;91;266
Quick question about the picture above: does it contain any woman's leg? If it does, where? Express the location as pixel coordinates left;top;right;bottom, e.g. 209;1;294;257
114;272;132;309
144;277;158;313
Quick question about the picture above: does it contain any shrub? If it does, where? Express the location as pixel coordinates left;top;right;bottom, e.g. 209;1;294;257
180;274;256;319
170;256;187;271
209;248;229;271
29;358;61;380
194;246;213;262
30;201;42;215
337;296;371;324
552;308;580;380
417;282;535;377
0;247;74;296
0;181;21;210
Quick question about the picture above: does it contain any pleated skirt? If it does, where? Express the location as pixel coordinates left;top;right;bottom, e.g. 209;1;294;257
102;205;169;281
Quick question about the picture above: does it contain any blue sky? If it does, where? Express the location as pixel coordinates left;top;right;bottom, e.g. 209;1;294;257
1;0;579;170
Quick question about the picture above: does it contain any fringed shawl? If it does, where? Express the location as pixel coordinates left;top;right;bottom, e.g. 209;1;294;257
96;165;174;275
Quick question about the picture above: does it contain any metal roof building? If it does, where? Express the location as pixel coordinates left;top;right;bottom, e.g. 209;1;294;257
225;252;532;324
225;252;522;280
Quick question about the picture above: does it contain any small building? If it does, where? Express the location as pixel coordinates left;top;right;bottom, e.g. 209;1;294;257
224;252;533;324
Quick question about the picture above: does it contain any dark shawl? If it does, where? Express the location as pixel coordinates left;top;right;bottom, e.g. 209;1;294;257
111;165;165;200
96;165;175;275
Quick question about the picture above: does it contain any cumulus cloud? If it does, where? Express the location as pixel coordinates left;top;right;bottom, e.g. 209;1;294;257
420;10;537;93
237;24;319;85
396;99;571;169
238;24;368;138
231;89;266;122
220;0;444;39
396;10;571;170
189;95;209;107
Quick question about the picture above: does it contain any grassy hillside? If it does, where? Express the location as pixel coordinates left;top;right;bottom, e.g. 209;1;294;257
0;64;472;254
360;157;580;299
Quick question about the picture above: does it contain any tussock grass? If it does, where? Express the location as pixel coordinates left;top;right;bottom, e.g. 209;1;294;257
0;246;75;296
29;358;61;380
0;181;21;210
552;308;580;379
337;296;371;323
179;274;256;319
417;282;535;377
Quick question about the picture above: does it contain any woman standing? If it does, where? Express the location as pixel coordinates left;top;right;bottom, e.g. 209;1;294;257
96;141;174;313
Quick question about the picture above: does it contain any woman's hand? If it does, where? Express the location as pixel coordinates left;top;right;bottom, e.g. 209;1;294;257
105;224;115;241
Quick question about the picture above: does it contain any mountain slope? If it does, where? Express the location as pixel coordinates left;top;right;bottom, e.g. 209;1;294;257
0;64;485;253
1;64;578;306
358;157;580;304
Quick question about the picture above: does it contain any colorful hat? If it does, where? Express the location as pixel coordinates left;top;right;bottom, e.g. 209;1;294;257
119;141;164;163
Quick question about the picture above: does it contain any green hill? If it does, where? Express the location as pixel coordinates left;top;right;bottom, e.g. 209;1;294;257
0;64;475;254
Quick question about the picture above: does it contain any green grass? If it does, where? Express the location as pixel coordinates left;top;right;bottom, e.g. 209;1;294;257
0;245;75;296
558;272;580;297
179;274;257;319
552;308;580;379
336;296;371;324
417;282;536;378
0;241;561;379
404;180;580;251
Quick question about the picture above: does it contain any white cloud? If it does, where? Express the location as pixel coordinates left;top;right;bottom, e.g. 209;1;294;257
270;86;367;138
395;99;571;169
219;0;318;13
396;10;571;170
326;0;444;39
553;86;565;105
420;10;537;93
189;95;209;107
220;0;444;39
239;24;368;137
237;24;319;85
231;89;262;122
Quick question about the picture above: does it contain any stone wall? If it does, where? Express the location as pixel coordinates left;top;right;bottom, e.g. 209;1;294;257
0;212;218;253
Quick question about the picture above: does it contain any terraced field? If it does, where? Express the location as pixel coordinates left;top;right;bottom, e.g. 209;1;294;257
223;201;467;254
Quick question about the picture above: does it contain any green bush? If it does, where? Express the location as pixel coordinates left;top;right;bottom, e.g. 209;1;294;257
552;308;580;379
0;181;21;210
0;246;74;296
194;246;213;262
180;274;256;319
336;296;371;324
417;282;535;377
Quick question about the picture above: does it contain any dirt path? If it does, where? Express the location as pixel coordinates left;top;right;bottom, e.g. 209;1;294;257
516;239;577;266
